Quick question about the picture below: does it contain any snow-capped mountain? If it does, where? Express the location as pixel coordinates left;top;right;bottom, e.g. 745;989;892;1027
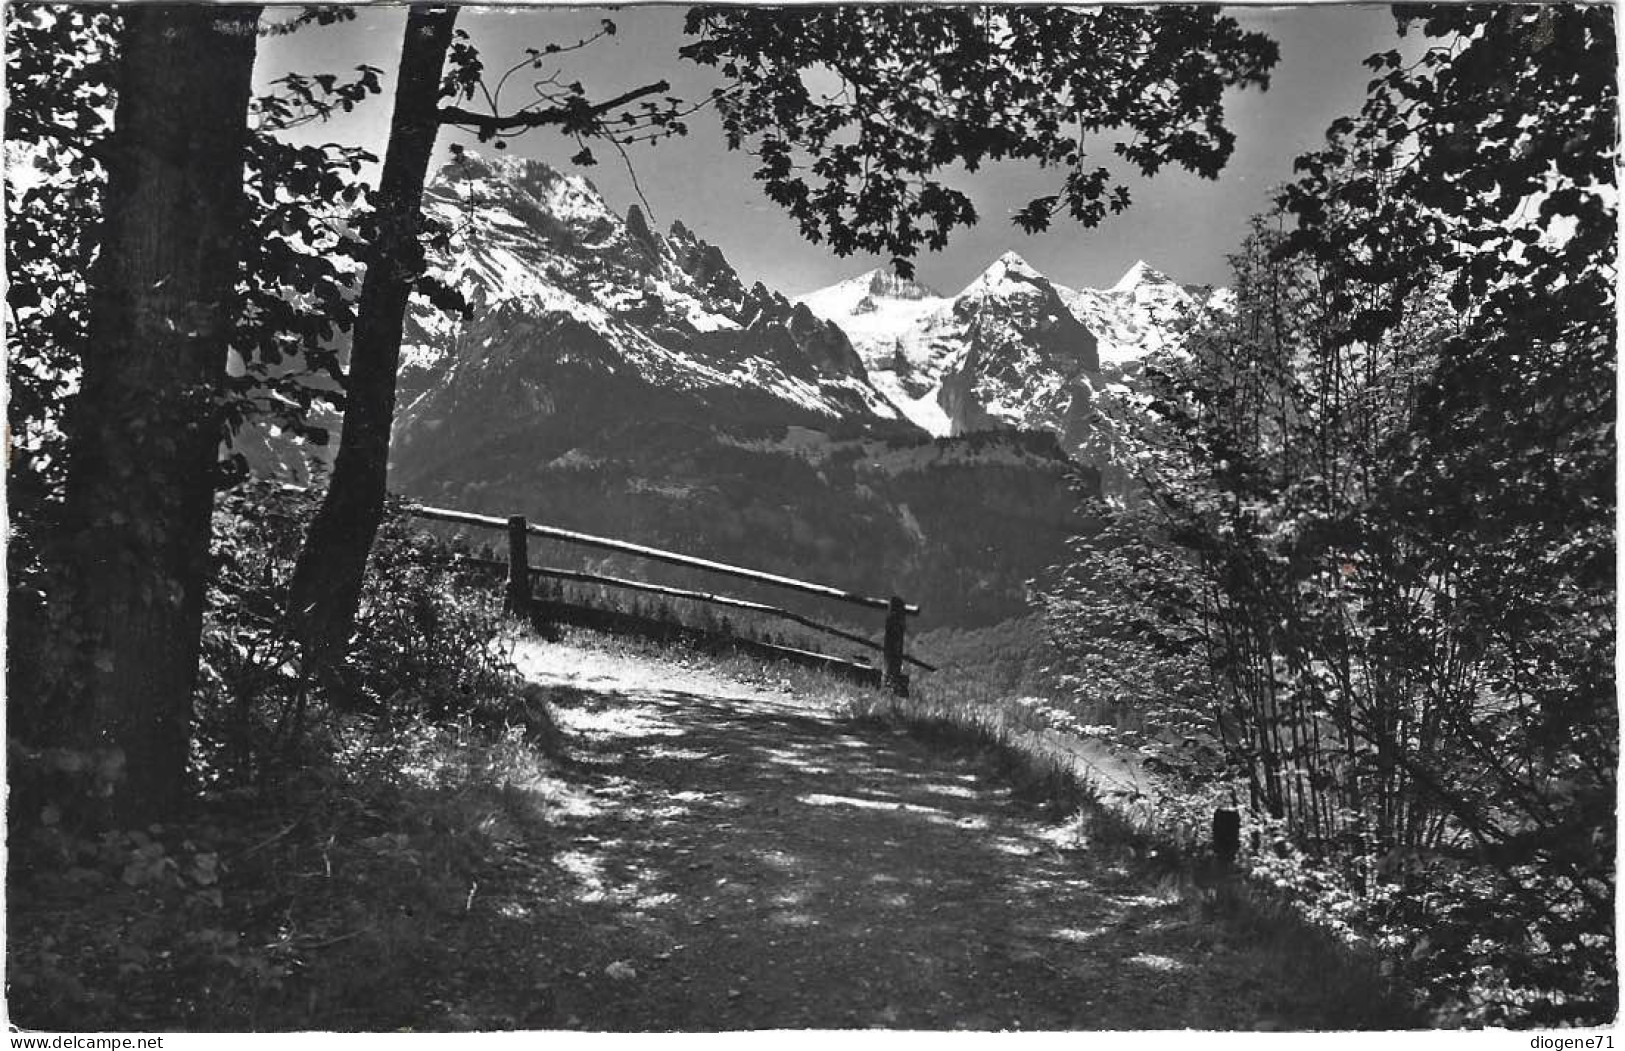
795;251;1108;439
795;269;958;433
394;151;908;460
1055;259;1213;370
389;153;1218;516
934;251;1100;444
383;153;1094;627
795;252;1227;498
796;253;1220;437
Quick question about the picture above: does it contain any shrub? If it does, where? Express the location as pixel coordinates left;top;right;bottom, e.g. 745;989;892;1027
192;481;519;789
9;481;536;1030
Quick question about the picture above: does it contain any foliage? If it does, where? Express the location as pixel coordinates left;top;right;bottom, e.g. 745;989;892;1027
845;678;1418;1026
192;481;312;788
1040;6;1616;1025
32;2;267;822
3;5;383;504
2;6;386;756
3;5;114;553
288;6;714;660
222;64;386;482
7;814;276;1029
1036;498;1232;798
439;18;696;167
3;5;117;747
10;482;532;1028
911;615;1059;704
195;481;517;789
8;710;570;1030
342;502;516;722
679;5;1278;274
1279;5;1614;340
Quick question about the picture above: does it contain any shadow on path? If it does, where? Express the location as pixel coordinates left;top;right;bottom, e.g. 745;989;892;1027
447;640;1374;1031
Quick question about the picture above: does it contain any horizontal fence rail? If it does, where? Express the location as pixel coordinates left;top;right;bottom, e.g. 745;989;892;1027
407;503;920;616
455;556;937;673
404;501;929;694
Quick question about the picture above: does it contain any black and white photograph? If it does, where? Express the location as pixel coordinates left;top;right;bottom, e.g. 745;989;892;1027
4;0;1617;1035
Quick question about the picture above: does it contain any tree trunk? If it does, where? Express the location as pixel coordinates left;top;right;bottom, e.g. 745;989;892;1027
56;4;262;823
287;5;458;663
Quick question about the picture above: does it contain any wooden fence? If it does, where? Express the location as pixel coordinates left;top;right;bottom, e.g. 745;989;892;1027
405;502;934;695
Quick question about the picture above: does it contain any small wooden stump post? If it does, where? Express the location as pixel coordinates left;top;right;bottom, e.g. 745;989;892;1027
882;595;909;697
1212;807;1241;867
506;515;531;618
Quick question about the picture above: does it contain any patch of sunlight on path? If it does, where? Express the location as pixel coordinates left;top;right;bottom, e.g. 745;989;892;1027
470;633;1407;1032
510;637;820;714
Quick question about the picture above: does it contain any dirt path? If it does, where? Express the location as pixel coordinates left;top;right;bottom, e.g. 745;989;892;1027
441;638;1372;1031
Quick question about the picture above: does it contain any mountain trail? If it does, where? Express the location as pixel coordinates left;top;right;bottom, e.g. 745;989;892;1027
438;636;1376;1031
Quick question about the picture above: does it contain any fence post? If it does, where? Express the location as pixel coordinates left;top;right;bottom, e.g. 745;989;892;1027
506;515;530;618
882;595;909;697
1212;807;1241;867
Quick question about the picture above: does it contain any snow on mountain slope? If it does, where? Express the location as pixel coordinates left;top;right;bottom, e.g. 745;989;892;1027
796;253;1229;499
936;251;1100;438
794;269;953;368
416;154;903;409
390;153;946;503
397;152;908;435
1055;259;1213;370
373;152;1108;631
795;251;1107;437
1109;258;1167;293
799;255;1222;390
390;150;1222;515
795;268;960;423
956;250;1050;299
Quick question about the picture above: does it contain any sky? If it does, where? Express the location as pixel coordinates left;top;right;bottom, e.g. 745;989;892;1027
260;4;1415;297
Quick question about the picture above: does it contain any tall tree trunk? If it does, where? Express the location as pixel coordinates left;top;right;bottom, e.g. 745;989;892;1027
287;5;458;664
57;4;262;823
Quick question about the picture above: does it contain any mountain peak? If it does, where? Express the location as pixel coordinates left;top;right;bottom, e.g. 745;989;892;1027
991;250;1040;275
1111;259;1176;292
961;251;1047;297
438;149;584;194
431;148;618;240
865;268;940;301
624;202;658;249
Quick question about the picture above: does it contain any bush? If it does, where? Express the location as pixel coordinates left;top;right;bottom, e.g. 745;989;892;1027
342;504;515;723
192;482;518;789
9;481;538;1030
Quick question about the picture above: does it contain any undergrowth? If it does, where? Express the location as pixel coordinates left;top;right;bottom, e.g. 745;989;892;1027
6;482;563;1031
891;618;1615;1028
844;686;1427;1030
8;714;576;1030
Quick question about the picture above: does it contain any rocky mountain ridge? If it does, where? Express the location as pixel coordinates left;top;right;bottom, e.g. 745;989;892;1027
796;251;1225;440
396;152;906;438
384;153;1095;628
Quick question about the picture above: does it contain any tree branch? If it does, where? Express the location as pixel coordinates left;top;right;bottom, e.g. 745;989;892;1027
438;79;670;135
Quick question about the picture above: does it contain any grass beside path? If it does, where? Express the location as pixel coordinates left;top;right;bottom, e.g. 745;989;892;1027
841;685;1426;1029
